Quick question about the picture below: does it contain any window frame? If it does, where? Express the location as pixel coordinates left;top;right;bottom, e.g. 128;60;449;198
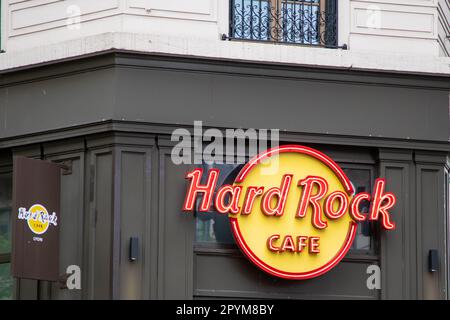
0;0;7;53
229;0;337;47
339;162;380;258
0;0;3;52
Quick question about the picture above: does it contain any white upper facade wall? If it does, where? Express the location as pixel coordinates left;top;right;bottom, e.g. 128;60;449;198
0;0;449;75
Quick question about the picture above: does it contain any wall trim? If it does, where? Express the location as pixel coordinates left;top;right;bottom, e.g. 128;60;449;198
1;120;449;153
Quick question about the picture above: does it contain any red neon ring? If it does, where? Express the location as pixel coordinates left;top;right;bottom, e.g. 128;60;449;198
230;145;357;280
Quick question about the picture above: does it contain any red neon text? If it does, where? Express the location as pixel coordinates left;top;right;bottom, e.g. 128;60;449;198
182;169;396;230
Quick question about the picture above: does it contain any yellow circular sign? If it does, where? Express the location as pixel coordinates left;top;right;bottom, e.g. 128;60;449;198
27;204;50;235
230;145;357;280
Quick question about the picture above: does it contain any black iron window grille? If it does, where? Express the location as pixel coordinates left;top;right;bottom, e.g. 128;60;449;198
228;0;339;48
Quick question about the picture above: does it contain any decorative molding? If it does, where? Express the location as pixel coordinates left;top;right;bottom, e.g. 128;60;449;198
378;148;414;162
351;1;437;39
127;0;217;22
1;119;450;153
414;150;449;165
9;0;121;37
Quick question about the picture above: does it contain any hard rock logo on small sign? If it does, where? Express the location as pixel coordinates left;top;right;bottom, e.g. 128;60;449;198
18;204;58;237
182;145;396;280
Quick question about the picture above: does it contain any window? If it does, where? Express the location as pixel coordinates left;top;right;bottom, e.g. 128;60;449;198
195;163;241;244
342;166;377;252
0;171;13;300
229;0;338;47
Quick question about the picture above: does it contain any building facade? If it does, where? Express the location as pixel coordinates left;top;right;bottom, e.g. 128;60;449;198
0;0;449;299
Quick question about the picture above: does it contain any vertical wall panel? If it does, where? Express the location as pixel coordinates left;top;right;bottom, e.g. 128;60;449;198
56;157;84;299
379;150;415;299
94;152;113;299
117;150;152;299
119;152;145;299
419;168;440;299
44;144;85;300
446;168;450;300
85;149;114;300
416;156;447;300
157;146;194;299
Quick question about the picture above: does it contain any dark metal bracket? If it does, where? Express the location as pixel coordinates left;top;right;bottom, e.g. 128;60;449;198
58;273;69;289
55;160;73;175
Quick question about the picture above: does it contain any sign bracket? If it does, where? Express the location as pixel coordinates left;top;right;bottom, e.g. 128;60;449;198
54;160;72;175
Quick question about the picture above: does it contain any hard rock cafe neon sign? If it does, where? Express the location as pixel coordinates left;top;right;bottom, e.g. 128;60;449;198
182;145;396;280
